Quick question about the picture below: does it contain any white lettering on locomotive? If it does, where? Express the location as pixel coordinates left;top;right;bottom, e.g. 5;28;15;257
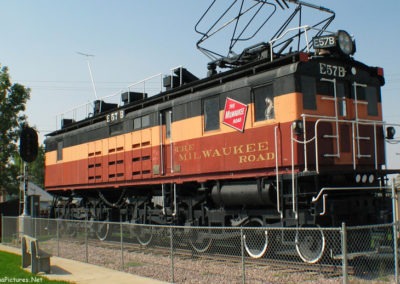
106;110;125;123
319;63;346;78
176;141;274;164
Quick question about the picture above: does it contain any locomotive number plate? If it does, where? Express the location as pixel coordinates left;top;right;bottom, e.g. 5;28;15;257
106;110;125;123
319;63;346;78
313;35;336;49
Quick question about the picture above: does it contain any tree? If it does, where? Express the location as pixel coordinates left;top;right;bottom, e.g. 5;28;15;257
0;65;31;194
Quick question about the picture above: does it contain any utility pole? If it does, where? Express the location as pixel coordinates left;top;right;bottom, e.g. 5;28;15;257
21;163;29;216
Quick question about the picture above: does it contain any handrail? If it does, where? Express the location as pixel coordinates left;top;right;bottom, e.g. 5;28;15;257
295;114;400;173
159;113;164;176
269;25;311;62
162;184;166;215
314;118;374;173
268;25;334;62
312;185;391;216
55;67;184;129
311;185;389;203
169;110;174;174
353;82;368;158
127;73;163;92
290;126;298;220
274;126;283;219
172;183;177;217
320;78;340;158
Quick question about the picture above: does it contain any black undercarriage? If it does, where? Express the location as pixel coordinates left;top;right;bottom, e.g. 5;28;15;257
51;171;392;228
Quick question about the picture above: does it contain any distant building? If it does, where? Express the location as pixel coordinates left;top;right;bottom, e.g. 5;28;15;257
20;182;53;216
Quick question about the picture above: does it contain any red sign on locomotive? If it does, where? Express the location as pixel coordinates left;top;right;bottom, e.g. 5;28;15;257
223;97;248;132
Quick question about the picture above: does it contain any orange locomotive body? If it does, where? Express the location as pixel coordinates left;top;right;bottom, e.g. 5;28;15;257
45;52;392;222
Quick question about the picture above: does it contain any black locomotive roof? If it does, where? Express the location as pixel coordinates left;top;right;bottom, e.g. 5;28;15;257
46;50;384;139
46;52;306;137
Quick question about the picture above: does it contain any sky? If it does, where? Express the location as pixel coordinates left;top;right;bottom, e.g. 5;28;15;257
1;0;400;169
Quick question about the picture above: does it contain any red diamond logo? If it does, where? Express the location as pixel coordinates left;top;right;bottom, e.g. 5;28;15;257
223;97;248;132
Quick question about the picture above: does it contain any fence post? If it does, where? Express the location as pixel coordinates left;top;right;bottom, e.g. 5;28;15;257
32;217;35;238
341;222;348;284
30;216;34;237
392;180;398;284
1;214;3;243
120;218;124;271
394;221;399;284
170;226;175;283
241;228;246;284
85;215;89;263
56;219;60;257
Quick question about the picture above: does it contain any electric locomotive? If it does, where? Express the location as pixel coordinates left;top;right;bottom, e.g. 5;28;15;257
44;0;400;262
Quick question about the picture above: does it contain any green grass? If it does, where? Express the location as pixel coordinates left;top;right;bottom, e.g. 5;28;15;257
0;251;71;284
125;261;143;267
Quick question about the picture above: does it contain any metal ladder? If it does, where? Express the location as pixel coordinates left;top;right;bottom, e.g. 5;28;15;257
320;78;342;158
353;82;371;159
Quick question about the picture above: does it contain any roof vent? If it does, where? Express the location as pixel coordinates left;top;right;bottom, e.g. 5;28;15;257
93;100;118;116
121;92;147;105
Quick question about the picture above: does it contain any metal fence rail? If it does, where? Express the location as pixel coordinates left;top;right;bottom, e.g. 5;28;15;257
1;216;399;284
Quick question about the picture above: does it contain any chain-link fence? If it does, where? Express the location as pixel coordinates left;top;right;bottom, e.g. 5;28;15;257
1;215;399;283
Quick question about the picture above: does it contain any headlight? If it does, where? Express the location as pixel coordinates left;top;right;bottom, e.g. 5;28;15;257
313;30;356;56
337;30;355;56
386;126;396;139
292;120;304;135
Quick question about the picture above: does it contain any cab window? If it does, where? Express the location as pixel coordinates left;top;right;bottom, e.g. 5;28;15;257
253;84;274;121
366;87;378;116
203;96;220;131
301;76;317;110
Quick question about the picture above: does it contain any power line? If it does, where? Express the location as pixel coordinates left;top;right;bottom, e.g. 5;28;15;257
19;80;132;84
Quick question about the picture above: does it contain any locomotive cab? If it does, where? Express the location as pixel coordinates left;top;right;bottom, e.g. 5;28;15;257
285;33;392;227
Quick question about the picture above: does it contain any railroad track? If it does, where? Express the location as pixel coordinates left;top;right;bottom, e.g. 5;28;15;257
79;237;349;277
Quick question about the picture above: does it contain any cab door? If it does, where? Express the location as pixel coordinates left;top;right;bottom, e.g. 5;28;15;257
159;108;178;218
316;77;352;164
317;77;376;167
159;109;173;175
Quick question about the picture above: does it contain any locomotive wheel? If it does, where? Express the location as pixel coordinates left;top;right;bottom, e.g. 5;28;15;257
189;228;213;253
243;218;268;259
295;225;325;264
95;203;111;241
96;221;110;241
58;207;77;237
59;218;77;237
136;225;153;246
